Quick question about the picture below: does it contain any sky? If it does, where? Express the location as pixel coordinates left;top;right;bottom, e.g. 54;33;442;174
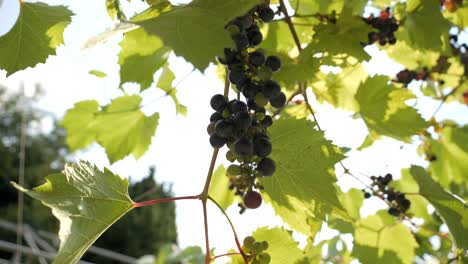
1;0;467;263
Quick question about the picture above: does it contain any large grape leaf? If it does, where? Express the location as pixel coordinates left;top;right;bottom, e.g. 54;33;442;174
397;0;451;53
309;2;371;61
355;76;427;143
311;63;367;112
384;41;441;70
428;125;468;190
0;2;73;76
138;0;262;71
443;2;468;28
118;28;171;90
352;211;418;264
61;95;159;163
410;166;468;250
252;227;304;264
263;117;348;236
208;165;235;210
11;161;134;264
328;188;364;233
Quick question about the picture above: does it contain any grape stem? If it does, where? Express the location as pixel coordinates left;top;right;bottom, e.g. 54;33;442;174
208;195;249;263
132;195;200;208
279;0;302;51
212;252;242;260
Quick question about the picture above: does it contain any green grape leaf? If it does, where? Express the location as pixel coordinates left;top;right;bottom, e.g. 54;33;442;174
208;165;235;211
0;2;73;76
311;63;367;112
384;41;440;70
89;70;107;78
253;227;304;264
263;117;348;236
444;2;468;28
156;65;187;116
118;28;171;91
428;125;468;190
138;0;262;71
410;166;468;250
372;0;394;9
355;76;427;143
309;2;371;61
61;95;159;163
11;161;134;264
273;52;320;86
352;211;418;264
289;0;345;15
328;188;363;233
397;0;451;53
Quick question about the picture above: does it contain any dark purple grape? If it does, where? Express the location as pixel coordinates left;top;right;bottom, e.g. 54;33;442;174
210;134;226;148
388;207;400;216
257;158;275;176
382;173;393;185
243;190;262;209
265;56;281;72
263;80;281;99
233;33;249;51
234;136;254;156
234;111;251;130
249;51;265;67
231;100;247;113
215;120;235;138
364;192;371;199
228;67;247;85
247;98;261;111
241;81;260;99
210;94;227;112
210;112;223;123
258;6;275;22
261;115;273;128
254;137;272;157
270;92;286;108
248;30;263;46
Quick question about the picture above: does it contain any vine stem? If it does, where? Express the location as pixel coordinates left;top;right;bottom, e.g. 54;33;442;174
132;195;200;208
279;0;302;51
208;196;249;263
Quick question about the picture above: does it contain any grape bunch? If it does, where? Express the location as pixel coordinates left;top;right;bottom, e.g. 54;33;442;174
364;8;399;46
394;68;430;87
362;173;411;217
207;4;285;213
242;236;271;264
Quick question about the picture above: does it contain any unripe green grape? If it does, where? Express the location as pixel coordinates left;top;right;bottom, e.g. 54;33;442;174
257;252;271;264
251;241;264;255
243;236;255;249
226;151;237;162
256;112;265;121
207;122;215;135
222;109;231;118
251;259;261;264
257;66;272;81
227;164;242;176
260;241;269;250
226;24;241;36
255;93;268;107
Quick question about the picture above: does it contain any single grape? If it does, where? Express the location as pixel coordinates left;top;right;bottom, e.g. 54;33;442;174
263;80;281;99
226;150;237;162
382;173;393;185
234;111;252;130
228;67;247;85
227;164;242;176
258;6;275;22
244;190;263;209
210;112;223;123
210;94;227;112
260;241;269;250
254;137;272;157
242;81;260;99
209;134;226;148
234;136;254;156
223;48;239;65
269;92;286;108
249;51;266;67
257;158;275;176
400;199;411;211
265;56;281;72
250;241;264;254
233;33;249;51
261;115;273;128
247;98;261;111
215;120;235;138
257;252;271;264
364;192;371;199
207;122;215;135
231;100;248;113
243;236;256;249
254;93;269;107
248;30;263;46
388;207;400;216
